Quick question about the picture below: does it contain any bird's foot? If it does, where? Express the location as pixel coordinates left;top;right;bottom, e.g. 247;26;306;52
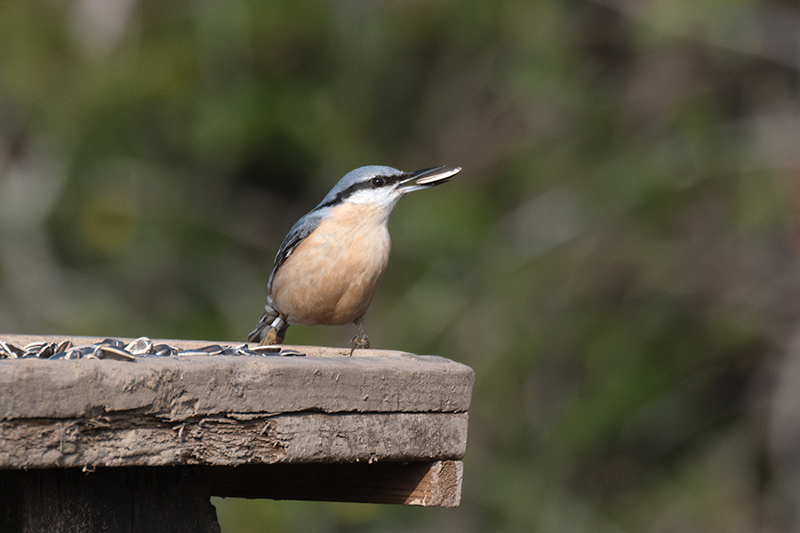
261;326;281;346
349;333;370;356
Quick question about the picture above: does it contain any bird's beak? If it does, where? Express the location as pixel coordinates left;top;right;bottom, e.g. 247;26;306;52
397;166;461;193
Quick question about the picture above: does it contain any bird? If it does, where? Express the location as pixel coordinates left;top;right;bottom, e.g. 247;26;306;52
247;165;461;351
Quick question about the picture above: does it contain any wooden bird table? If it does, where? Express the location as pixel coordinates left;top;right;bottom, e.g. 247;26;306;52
0;335;474;533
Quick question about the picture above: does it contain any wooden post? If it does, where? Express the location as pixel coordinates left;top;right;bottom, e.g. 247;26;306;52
0;335;474;532
0;467;220;533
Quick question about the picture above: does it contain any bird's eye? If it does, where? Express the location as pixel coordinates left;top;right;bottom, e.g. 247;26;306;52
370;177;385;187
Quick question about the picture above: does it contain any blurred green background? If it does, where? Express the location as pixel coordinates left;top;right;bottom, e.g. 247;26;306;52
2;0;800;531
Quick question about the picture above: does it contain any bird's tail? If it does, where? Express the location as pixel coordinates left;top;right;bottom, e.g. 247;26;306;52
246;301;288;344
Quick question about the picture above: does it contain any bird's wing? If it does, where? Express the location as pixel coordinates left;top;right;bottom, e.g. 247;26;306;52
267;210;324;291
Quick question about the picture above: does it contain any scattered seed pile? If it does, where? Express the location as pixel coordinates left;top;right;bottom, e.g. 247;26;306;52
0;337;304;362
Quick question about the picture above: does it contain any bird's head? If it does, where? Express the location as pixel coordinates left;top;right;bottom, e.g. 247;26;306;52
315;165;461;212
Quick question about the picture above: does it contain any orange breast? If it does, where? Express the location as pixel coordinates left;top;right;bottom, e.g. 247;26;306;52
269;204;391;326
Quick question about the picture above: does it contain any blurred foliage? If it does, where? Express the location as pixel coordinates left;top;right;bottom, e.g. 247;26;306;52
2;0;799;531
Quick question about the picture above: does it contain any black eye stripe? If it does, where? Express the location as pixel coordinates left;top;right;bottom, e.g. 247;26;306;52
315;174;405;209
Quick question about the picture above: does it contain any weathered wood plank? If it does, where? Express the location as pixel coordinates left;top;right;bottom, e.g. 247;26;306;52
0;335;474;420
207;460;464;507
0;412;468;469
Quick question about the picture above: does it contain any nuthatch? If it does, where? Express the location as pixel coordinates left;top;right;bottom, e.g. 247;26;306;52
247;165;461;350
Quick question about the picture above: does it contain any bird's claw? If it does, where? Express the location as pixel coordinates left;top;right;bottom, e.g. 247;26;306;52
349;333;370;356
261;327;281;346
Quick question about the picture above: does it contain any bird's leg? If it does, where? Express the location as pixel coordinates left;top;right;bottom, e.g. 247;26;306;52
260;316;287;346
349;317;370;355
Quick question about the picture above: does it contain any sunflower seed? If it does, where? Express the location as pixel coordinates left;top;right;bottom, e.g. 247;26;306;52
99;338;125;349
38;342;58;359
197;344;224;354
96;345;136;362
152;344;176;357
55;340;72;353
177;350;210;357
0;340;24;358
23;341;47;357
73;345;98;359
249;345;281;354
125;337;153;355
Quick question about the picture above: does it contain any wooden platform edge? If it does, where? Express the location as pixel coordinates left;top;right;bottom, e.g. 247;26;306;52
0;412;468;469
206;460;464;507
0;335;475;418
